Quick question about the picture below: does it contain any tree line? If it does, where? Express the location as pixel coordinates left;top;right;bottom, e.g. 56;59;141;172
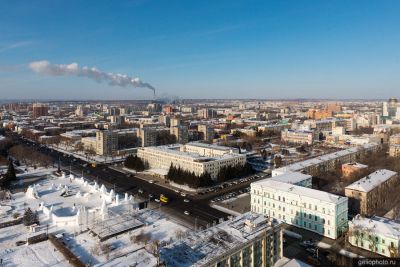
166;165;213;188
124;155;147;171
217;162;255;183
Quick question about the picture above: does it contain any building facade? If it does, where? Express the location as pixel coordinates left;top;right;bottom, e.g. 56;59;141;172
345;169;398;216
281;129;315;145
160;212;283;267
349;215;400;257
96;130;118;156
137;142;245;179
251;173;348;239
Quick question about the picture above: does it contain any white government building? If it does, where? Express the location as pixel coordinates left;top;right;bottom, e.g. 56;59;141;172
137;142;246;179
251;172;348;239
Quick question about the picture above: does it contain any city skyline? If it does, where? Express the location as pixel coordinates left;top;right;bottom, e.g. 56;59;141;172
1;1;400;100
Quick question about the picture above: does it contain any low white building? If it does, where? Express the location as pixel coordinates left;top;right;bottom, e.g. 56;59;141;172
137;142;246;179
251;172;348;239
349;215;400;257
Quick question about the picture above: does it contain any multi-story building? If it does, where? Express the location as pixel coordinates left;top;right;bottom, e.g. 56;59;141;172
251;173;348;239
96;130;118;156
137;125;169;147
170;125;188;144
32;103;49;118
281;129;315;145
198;124;215;142
345;169;398;216
272;143;379;177
341;162;368;178
389;134;400;157
198;108;217;119
137;142;245;179
160;212;283;267
348;215;400;257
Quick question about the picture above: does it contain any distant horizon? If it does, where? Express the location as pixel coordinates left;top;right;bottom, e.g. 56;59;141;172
0;97;395;104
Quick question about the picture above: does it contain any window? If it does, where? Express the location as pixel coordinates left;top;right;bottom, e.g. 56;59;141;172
382;248;385;254
304;213;306;218
314;225;317;231
315;216;318;221
309;214;311;219
303;222;306;227
309;223;311;229
314;205;317;211
283;207;285;212
278;196;281;201
296;219;298;225
283;197;285;202
382;239;385;244
328;220;330;225
309;204;312;209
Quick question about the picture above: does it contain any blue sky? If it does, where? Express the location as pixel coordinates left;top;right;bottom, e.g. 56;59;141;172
1;0;400;100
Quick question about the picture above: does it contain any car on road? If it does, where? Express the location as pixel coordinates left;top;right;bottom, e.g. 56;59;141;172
155;198;160;202
184;210;190;215
148;180;154;184
138;189;144;194
306;248;316;254
184;199;190;203
300;240;315;248
180;192;186;197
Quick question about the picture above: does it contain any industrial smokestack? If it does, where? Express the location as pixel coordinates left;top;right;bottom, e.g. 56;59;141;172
28;60;155;95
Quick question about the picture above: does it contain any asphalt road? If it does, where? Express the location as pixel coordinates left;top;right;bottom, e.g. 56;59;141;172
5;132;254;229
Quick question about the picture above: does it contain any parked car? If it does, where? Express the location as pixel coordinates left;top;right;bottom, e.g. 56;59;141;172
300;240;314;247
184;210;190;215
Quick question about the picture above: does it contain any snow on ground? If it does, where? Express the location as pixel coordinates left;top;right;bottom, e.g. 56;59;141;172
0;240;69;267
62;210;187;266
1;169;188;267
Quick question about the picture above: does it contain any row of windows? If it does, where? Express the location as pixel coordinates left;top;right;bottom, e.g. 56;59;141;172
252;193;334;215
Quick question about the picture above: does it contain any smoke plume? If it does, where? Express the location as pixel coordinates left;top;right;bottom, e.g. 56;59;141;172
28;60;155;95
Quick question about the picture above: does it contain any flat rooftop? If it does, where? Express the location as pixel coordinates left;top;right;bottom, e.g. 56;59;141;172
350;215;400;240
345;169;397;193
269;172;312;185
274;143;378;174
140;143;244;162
252;179;346;204
160;212;280;267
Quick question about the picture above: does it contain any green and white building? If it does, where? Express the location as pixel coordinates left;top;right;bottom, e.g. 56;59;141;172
348;215;400;257
251;172;348;239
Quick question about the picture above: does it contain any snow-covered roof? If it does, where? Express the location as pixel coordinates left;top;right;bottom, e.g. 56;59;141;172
349;215;400;240
252;179;346;204
273;143;378;174
269;172;312;185
342;162;368;169
160;212;281;267
345;169;397;193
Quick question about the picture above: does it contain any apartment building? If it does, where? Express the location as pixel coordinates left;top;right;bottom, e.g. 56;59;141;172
32;103;49;118
96;130;118;156
341;162;368;178
137;142;245;179
345;169;398;216
137;125;169;147
198;124;215;142
251;174;348;239
160;212;283;267
389;134;400;157
272;143;379;177
348;215;400;257
281;129;315;145
170;125;189;144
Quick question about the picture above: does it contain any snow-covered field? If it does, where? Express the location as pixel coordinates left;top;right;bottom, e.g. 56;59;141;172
0;168;189;267
0;240;69;267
